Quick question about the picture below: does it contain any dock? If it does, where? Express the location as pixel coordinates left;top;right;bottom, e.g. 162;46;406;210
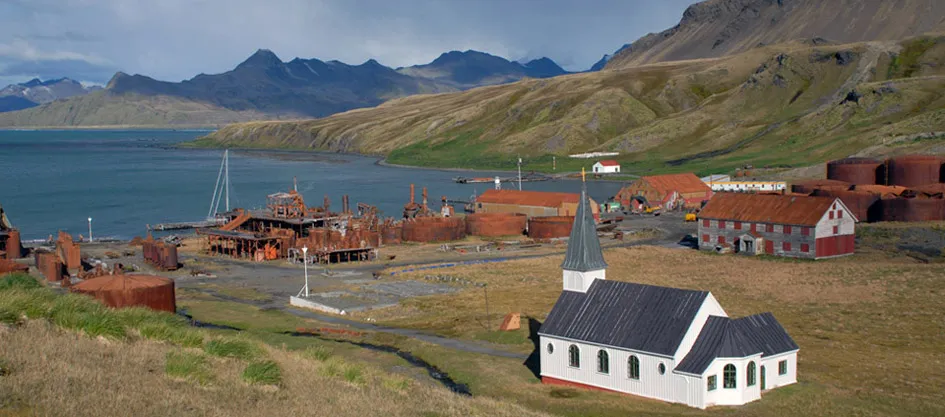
150;218;227;231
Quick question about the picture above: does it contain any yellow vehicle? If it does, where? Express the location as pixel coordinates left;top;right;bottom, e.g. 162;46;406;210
645;206;661;214
685;213;698;222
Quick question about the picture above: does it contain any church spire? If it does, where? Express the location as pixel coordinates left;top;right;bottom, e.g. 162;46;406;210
561;168;607;272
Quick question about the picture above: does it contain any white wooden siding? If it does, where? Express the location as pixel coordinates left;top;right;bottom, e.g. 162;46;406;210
673;294;726;362
562;269;605;293
814;200;856;238
701;356;762;407
760;351;798;390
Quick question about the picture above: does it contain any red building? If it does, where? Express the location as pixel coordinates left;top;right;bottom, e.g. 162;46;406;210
616;173;712;211
697;193;856;259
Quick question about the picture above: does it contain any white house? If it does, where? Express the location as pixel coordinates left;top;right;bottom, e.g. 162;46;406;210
592;160;621;174
539;183;799;409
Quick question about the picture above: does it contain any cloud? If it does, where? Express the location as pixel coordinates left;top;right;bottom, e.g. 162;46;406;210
0;59;116;82
0;39;109;65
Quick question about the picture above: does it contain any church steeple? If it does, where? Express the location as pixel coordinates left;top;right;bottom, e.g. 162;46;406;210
561;168;607;292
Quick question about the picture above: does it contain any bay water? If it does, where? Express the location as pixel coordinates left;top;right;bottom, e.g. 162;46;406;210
0;130;624;240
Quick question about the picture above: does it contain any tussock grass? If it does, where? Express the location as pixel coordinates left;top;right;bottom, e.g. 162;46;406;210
203;338;259;361
0;321;548;417
139;323;204;347
302;345;333;361
165;351;213;385
381;375;411;392
342;364;364;385
0;273;41;291
241;360;281;386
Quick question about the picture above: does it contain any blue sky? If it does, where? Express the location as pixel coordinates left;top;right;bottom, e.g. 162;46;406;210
0;0;697;86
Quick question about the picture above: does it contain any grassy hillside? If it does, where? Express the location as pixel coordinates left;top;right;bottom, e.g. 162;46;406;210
0;273;545;417
198;35;945;174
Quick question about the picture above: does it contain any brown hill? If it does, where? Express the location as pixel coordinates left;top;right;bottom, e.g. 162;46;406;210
199;34;945;173
606;0;945;69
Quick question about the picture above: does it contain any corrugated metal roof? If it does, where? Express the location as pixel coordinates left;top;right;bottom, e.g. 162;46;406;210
561;183;607;272
539;280;708;356
597;160;620;166
699;193;838;226
642;173;712;195
675;313;797;375
732;313;799;358
477;189;579;208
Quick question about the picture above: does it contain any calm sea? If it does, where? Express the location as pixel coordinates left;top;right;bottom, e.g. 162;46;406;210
0;130;625;240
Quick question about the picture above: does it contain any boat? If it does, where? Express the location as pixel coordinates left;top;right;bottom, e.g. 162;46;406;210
150;150;232;232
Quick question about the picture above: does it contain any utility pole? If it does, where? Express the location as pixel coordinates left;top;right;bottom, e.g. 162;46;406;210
224;149;230;212
87;217;93;243
518;157;523;191
302;246;309;297
484;285;491;330
553;156;556;171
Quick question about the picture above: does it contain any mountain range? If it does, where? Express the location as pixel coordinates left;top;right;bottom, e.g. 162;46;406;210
196;0;945;173
0;50;576;126
0;78;100;112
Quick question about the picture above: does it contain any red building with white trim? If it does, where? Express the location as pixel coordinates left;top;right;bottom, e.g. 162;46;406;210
697;193;856;259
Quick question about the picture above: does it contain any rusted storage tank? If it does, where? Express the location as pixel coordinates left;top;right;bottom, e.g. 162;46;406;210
380;223;403;245
877;196;945;222
34;251;65;282
791;179;851;195
886;155;945;187
812;189;878;222
0;259;28;276
3;229;22;259
160;243;179;271
827;158;882;185
853;184;907;196
908;183;945;197
71;274;176;313
402;217;466;242
465;213;527;237
527;216;574;239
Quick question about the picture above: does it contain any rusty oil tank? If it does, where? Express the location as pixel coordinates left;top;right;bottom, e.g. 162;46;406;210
908;183;945;197
527;216;575;239
71;274;176;313
791;179;851;195
34;251;64;282
0;258;28;276
380;223;403;245
812;189;879;223
877;195;945;222
465;213;527;237
826;157;882;185
3;229;22;259
853;184;908;196
886;155;945;187
160;243;179;271
401;217;466;243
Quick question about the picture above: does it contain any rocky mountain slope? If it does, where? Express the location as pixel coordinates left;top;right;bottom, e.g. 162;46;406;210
198;34;945;172
0;50;570;127
606;0;945;69
398;50;569;89
0;78;101;112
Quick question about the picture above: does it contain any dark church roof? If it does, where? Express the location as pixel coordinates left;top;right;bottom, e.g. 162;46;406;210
560;181;607;272
539;280;709;356
675;313;798;375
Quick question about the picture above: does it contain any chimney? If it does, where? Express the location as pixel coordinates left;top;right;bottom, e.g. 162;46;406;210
410;184;415;204
422;187;428;208
293;176;298;192
342;195;349;214
324;195;330;212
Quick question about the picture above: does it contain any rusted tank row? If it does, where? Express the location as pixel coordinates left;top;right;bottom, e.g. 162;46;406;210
908;183;945;197
875;196;945;222
402;217;466;242
886;155;944;187
34;251;65;282
852;184;907;196
812;189;880;222
465;213;527;237
0;258;28;275
826;158;883;185
527;216;574;239
71;274;176;313
791;179;851;194
142;236;180;271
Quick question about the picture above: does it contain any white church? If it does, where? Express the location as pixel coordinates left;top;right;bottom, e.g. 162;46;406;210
538;179;799;409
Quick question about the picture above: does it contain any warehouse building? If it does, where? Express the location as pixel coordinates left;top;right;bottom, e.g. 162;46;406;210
475;189;600;221
705;181;787;193
697;193;856;259
616;173;713;211
592;160;621;174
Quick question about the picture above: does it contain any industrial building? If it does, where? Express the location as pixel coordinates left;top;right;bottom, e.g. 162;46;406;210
592;160;621;174
616;173;713;211
697;193;856;259
540;180;798;409
475;189;600;221
0;203;22;260
704;181;787;193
